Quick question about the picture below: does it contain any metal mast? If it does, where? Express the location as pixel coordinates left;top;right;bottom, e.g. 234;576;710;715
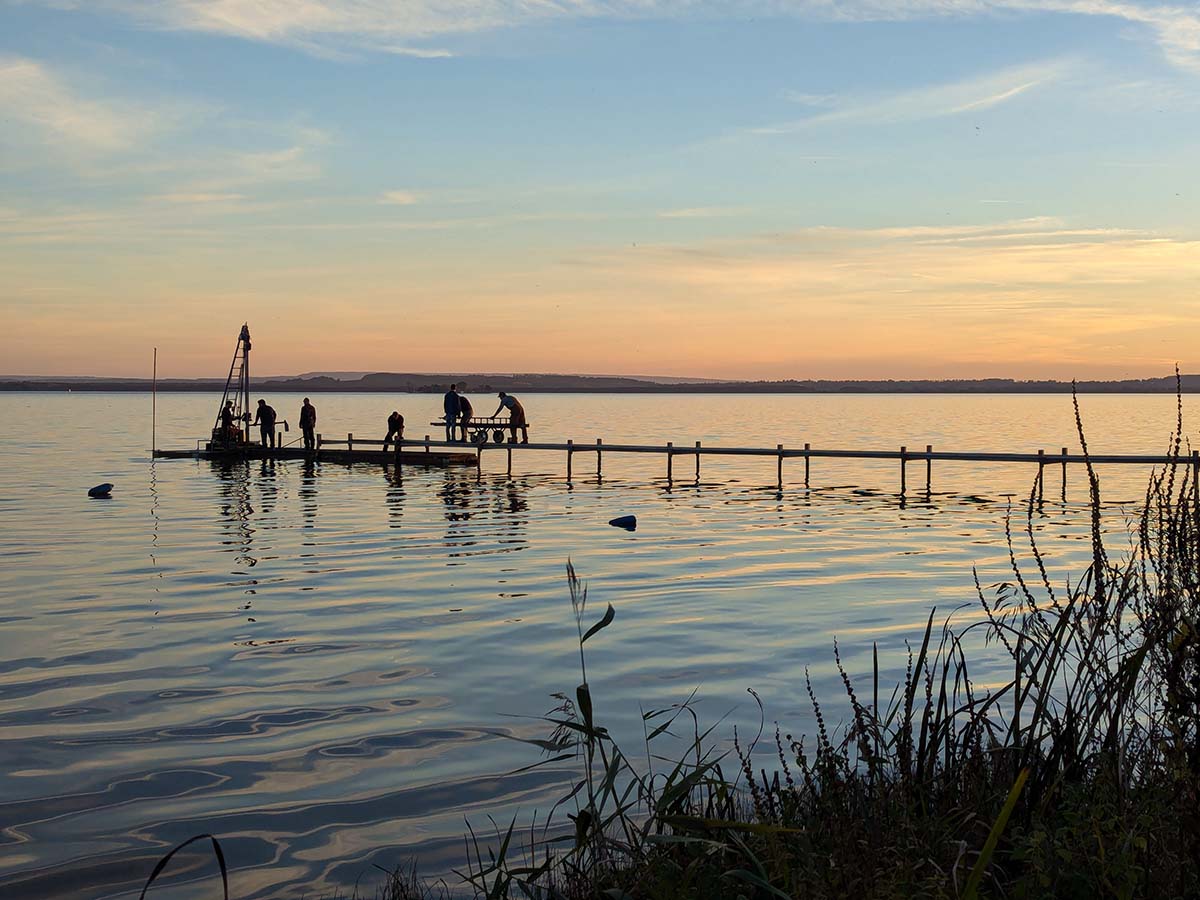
212;324;253;445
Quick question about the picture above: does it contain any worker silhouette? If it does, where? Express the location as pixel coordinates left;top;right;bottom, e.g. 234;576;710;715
383;410;405;451
252;399;278;448
493;392;528;444
458;391;474;442
443;384;461;442
299;397;317;451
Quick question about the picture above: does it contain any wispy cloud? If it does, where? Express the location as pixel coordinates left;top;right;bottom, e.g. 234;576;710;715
0;55;153;151
658;206;745;219
34;1;1200;70
152;192;246;204
379;190;420;205
747;59;1071;135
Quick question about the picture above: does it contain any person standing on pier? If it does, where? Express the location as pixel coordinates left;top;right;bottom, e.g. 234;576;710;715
458;391;474;442
493;392;528;444
220;400;236;446
383;410;405;451
252;399;278;448
443;384;461;442
299;397;317;451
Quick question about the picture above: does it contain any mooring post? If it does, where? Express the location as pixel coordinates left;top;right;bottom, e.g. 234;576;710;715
900;446;907;494
666;441;674;481
424;435;430;455
1037;449;1045;502
925;445;932;493
316;433;322;449
695;441;702;480
1061;447;1068;499
804;442;810;487
347;432;353;453
596;438;603;477
567;439;574;480
476;446;482;476
506;445;512;476
777;444;784;489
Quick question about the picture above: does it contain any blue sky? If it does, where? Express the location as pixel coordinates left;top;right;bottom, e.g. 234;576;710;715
2;1;1199;378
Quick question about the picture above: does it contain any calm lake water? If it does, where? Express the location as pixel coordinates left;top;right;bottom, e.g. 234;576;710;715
0;391;1191;898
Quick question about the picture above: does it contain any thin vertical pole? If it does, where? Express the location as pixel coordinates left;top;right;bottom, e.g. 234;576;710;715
506;446;512;476
567;439;574;480
348;432;353;453
804;442;810;486
777;444;784;489
666;442;673;481
476;446;482;476
596;438;603;477
316;433;322;449
900;446;907;494
695;441;702;480
1037;449;1045;503
1061;447;1068;500
424;435;430;455
151;347;157;456
925;444;932;493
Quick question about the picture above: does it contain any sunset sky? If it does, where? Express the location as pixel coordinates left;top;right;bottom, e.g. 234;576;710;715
2;1;1199;379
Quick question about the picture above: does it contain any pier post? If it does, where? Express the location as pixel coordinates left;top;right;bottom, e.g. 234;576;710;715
1061;447;1068;499
567;439;574;480
900;446;907;494
506;446;512;476
476;446;482;476
316;433;322;449
777;444;784;490
666;442;673;481
696;441;702;480
804;442;810;487
926;445;932;494
348;432;353;453
424;435;430;456
596;438;602;477
1037;449;1045;503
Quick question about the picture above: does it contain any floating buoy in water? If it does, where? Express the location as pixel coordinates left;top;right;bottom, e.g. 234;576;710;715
88;483;113;498
608;514;636;531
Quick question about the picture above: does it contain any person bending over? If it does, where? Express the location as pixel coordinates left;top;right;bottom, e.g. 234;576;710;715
383;410;405;451
493;392;528;444
458;391;474;442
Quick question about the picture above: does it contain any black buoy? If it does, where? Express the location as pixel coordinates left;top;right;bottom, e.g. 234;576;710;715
88;483;113;499
608;514;636;531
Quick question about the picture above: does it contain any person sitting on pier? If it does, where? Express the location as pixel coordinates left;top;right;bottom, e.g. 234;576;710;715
299;397;317;451
458;391;474;442
443;384;461;442
383;410;405;451
251;399;278;448
493;391;528;444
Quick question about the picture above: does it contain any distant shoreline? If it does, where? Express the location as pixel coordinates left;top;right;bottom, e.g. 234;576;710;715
4;374;1200;394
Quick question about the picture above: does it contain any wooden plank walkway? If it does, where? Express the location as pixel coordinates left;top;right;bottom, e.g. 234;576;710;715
156;430;1199;495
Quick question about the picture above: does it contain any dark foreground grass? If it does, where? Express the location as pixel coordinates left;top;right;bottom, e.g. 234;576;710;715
145;389;1200;900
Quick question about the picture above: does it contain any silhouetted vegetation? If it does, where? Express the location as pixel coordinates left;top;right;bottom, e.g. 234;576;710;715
147;389;1200;899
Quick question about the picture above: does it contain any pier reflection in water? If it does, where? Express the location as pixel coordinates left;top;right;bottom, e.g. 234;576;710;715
0;390;1186;899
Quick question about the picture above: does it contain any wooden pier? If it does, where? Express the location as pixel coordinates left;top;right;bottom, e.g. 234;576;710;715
153;432;477;466
469;439;1197;497
155;432;1200;496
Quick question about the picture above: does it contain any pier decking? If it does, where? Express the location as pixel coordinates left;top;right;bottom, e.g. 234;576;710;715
155;431;1199;497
